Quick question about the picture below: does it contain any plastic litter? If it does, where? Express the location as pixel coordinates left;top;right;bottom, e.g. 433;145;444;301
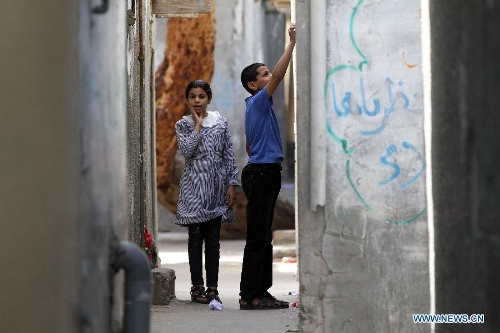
209;299;223;311
282;257;297;263
291;301;300;308
288;291;299;296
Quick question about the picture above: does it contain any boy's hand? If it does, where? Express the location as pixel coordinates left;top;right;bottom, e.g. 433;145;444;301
266;22;296;98
288;23;296;43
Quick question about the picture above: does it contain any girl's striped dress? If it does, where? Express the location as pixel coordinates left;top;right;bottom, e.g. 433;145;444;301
174;111;239;225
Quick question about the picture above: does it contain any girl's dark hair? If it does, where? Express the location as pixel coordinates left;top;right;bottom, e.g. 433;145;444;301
185;79;212;100
241;62;265;95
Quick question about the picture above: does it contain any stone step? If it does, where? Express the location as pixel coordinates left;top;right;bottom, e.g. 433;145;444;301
273;230;296;259
273;244;297;259
152;267;176;305
273;229;296;245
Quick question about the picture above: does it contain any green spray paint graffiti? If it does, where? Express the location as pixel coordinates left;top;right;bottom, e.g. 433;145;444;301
323;0;366;156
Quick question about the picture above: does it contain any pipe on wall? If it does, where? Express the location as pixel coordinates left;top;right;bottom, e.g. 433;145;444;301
112;241;152;333
310;0;327;210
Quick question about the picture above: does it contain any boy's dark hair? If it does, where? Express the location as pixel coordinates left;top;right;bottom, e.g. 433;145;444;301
185;79;212;100
241;62;265;95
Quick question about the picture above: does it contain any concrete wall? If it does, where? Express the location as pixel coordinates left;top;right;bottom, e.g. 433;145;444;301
428;1;500;332
296;1;429;332
75;1;129;332
0;2;79;332
1;1;129;332
127;0;158;245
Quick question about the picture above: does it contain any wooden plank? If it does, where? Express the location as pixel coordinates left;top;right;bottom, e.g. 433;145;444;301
270;0;291;14
155;13;199;18
152;0;211;17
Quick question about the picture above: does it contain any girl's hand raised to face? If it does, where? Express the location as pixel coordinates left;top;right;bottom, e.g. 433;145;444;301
188;103;203;128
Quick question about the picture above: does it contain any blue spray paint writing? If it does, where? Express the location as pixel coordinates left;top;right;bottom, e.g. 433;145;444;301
378;141;425;188
330;77;422;135
321;0;427;224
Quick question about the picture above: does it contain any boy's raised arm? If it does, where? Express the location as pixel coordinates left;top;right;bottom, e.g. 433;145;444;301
266;23;296;98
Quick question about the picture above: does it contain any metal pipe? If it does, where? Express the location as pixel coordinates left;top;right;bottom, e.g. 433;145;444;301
112;241;152;333
310;0;327;210
92;0;109;14
138;0;147;248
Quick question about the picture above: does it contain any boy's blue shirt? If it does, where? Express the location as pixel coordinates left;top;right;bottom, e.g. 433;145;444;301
244;86;284;164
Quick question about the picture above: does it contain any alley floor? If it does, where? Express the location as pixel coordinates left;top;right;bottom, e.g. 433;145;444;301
150;234;300;333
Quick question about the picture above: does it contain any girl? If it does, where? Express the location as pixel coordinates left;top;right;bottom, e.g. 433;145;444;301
175;79;239;305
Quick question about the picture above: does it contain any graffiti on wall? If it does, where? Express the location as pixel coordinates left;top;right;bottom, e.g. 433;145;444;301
324;0;426;225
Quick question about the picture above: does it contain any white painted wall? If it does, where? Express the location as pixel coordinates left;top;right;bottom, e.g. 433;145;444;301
324;1;426;222
296;1;430;332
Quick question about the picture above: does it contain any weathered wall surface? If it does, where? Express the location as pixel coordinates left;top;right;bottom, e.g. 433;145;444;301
127;0;157;246
78;2;129;331
296;1;429;332
324;1;426;222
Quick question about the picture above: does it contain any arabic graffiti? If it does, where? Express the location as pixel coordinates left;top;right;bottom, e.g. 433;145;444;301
323;0;426;225
330;78;422;136
378;141;425;189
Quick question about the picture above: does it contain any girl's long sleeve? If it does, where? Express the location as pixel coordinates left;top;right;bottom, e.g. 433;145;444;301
175;120;201;159
222;119;240;186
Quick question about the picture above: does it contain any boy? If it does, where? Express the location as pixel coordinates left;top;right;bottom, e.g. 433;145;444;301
239;23;296;310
